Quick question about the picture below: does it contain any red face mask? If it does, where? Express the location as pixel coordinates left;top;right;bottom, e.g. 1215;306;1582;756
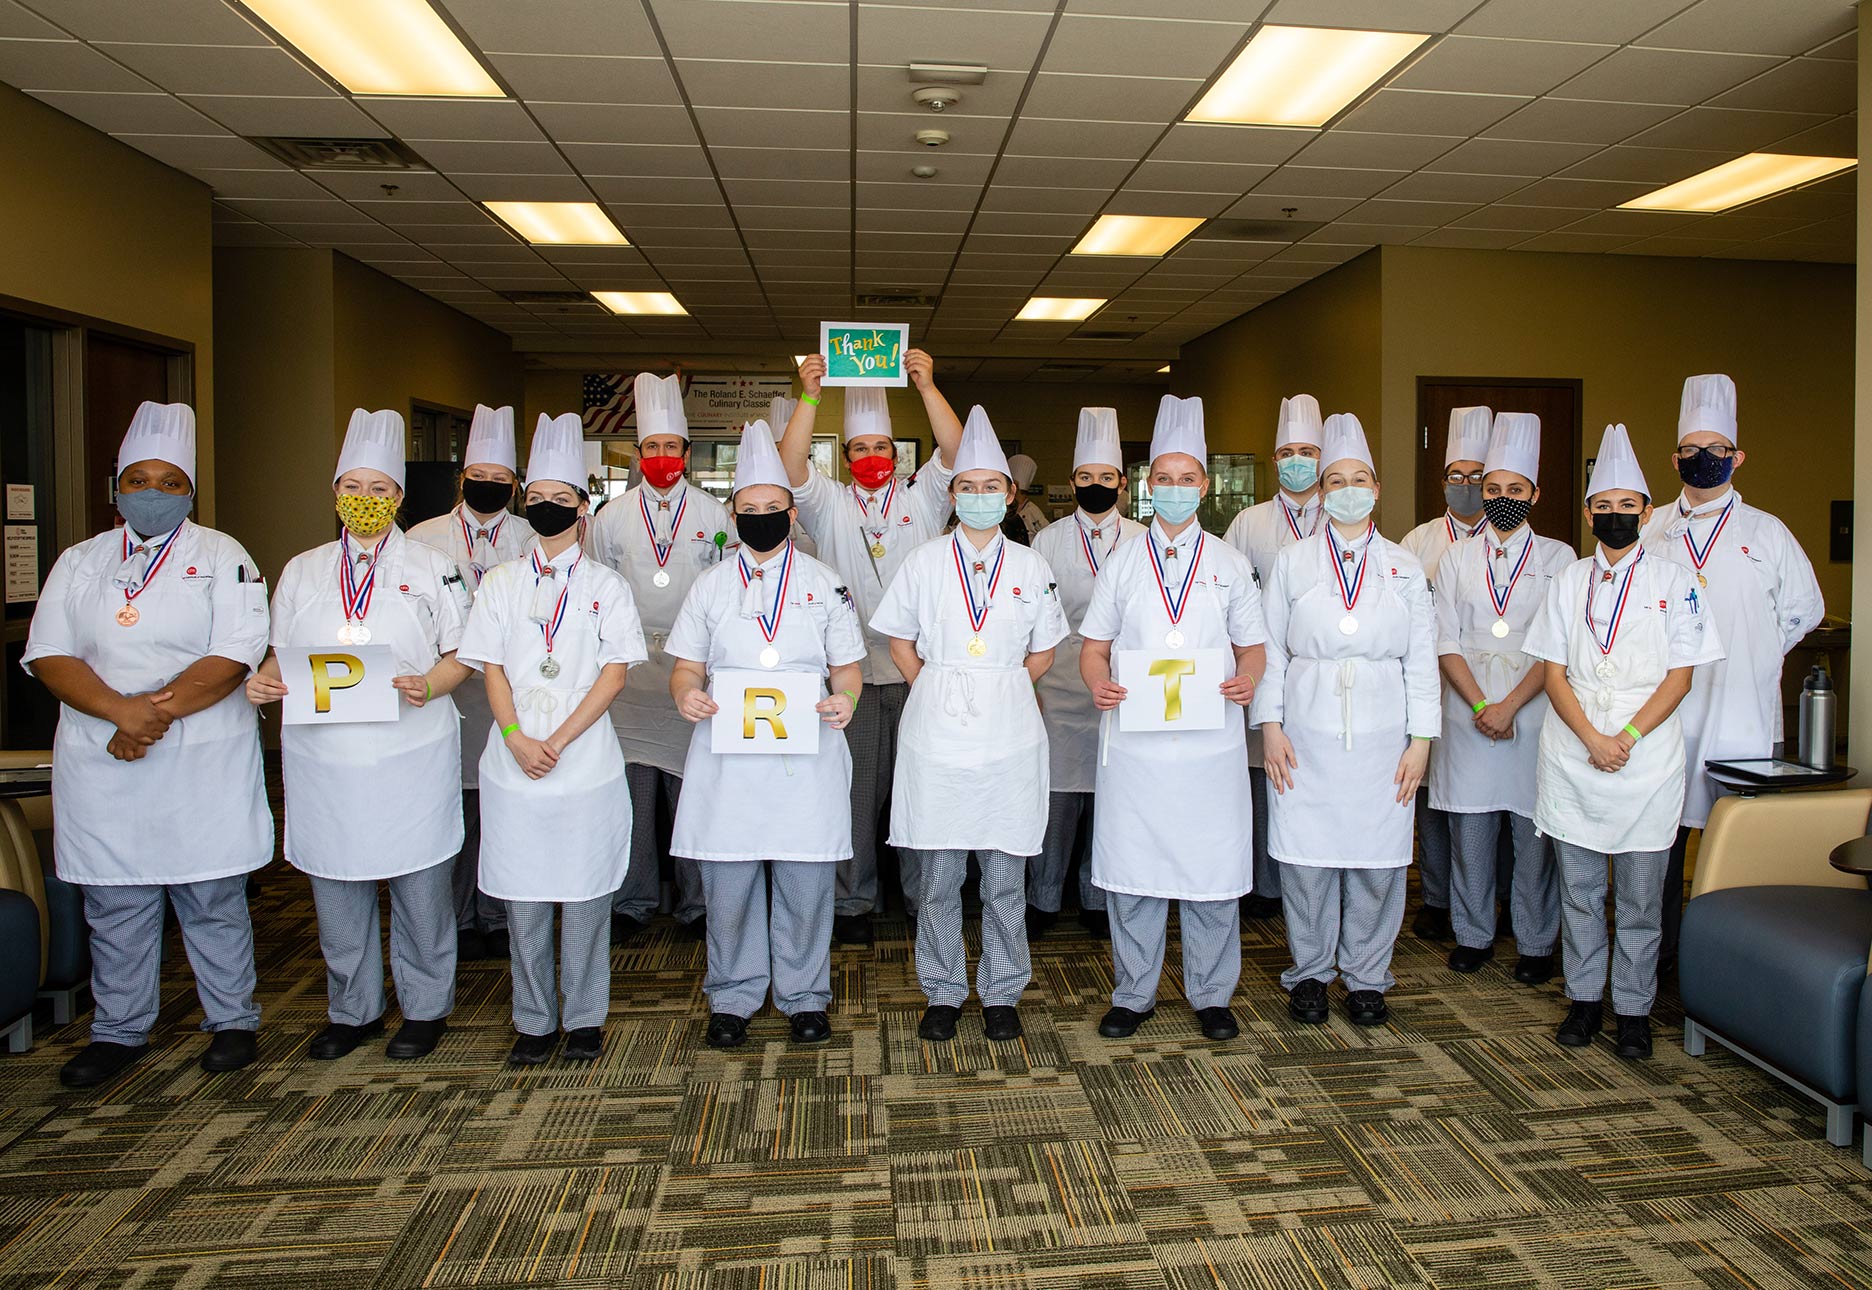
639;455;686;490
848;453;895;490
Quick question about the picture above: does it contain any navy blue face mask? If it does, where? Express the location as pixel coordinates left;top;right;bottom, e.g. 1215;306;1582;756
1675;447;1734;490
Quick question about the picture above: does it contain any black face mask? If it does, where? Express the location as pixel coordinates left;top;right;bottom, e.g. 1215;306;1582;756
1482;496;1532;533
461;477;514;515
1675;447;1735;490
1590;511;1643;550
734;509;791;552
526;499;581;537
1074;482;1119;515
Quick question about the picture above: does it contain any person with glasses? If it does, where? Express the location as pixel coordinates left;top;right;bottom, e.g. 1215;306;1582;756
1640;374;1823;974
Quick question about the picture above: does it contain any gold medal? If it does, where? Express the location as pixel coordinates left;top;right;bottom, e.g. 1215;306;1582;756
967;635;986;657
115;604;139;627
870;541;886;559
1697;573;1707;588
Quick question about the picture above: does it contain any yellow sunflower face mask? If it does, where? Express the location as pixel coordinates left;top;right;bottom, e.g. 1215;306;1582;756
336;493;398;537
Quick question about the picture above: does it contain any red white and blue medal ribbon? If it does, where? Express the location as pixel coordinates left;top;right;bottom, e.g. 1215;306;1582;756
338;529;388;641
1679;496;1733;587
1149;530;1203;647
640;488;687;572
459;506;504;584
1280;497;1317;542
1585;550;1641;656
854;479;897;551
533;548;581;673
1077;517;1110;574
1445;512;1482;544
1486;531;1534;631
952;533;1004;654
1328;523;1371;635
739;541;794;667
120;521;185;603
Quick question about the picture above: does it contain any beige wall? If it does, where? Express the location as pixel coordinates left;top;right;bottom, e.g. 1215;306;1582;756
1850;6;1870;777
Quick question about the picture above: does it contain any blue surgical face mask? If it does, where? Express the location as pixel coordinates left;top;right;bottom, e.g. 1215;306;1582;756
117;487;193;536
955;493;1009;531
1322;485;1377;524
1276;455;1318;492
1151;484;1202;526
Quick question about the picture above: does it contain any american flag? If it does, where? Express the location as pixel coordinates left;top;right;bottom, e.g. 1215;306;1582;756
583;373;634;436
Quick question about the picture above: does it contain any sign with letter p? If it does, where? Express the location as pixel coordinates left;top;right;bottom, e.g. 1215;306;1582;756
276;644;400;725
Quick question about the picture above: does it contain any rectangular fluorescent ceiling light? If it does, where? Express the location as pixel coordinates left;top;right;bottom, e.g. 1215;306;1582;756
484;202;626;246
1158;365;1171;373
241;0;503;97
1072;214;1206;257
1619;153;1857;213
1187;25;1428;128
593;291;687;316
1015;297;1105;322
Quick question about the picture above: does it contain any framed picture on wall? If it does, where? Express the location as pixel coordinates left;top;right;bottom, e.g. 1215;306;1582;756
893;438;919;478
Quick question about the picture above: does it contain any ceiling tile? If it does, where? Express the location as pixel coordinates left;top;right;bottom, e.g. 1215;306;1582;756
1148;123;1311;167
1634;0;1855;57
439;0;660;56
1336;89;1531;137
1004;116;1162;159
587;176;723;203
0;0;69;36
1262;0;1478;31
675;57;848;112
364;98;546;143
1483;97;1679;145
655;0;848;59
183;95;386;138
24;0;273;43
416;139;576;176
859;178;981;209
1768;115;1857;155
1218;193;1362;222
1510;230;1644;252
995;154;1136;188
703;105;850;149
1496;175;1656;208
1553;208;1706;235
1376;170;1528;203
860;208;971;234
529;102;696;146
724;176;847;207
95;41;334;97
490;54;679;105
1254;166;1410;200
1710;58;1855;116
191;167;333;200
1393;35;1614;97
1557;145;1736;184
1407;227;1528;249
1456;0;1694;43
736;204;847;231
1624;105;1832;151
110;133;284;170
711;146;846;181
1349;197;1474;226
853;64;1029;118
858;152;994;187
1290;130;1460;170
1807;33;1855;61
1420;136;1600;176
453;173;595;202
1107;188;1237;217
1041;14;1250;78
1552;47;1781;106
0;36;152;91
1446;203;1583;231
855;1;1052;70
980;185;1109;214
222;196;375;223
1020;73;1202;124
560;142;715;178
317;171;462;200
1125;158;1270;194
25;87;216;134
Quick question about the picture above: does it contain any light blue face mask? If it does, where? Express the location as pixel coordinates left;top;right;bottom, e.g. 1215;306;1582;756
116;487;194;536
1322;484;1377;524
1151;484;1202;525
955;493;1009;531
1276;455;1319;492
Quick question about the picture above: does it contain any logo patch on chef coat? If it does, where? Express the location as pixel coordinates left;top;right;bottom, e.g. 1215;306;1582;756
186;566;198;576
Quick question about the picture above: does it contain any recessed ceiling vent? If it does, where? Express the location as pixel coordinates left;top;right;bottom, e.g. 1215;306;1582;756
250;136;430;171
855;291;939;308
1203;218;1327;242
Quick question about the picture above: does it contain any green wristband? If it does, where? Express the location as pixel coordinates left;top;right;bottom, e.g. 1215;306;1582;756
424;679;432;702
1470;699;1488;715
1623;723;1642;741
842;689;859;708
1412;735;1432;742
501;722;520;739
801;394;820;407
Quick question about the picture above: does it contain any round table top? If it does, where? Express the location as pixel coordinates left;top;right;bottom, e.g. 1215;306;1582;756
1829;835;1872;876
0;767;51;800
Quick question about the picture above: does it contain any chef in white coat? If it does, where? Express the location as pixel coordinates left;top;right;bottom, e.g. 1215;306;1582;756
247;409;472;1063
779;351;965;944
1027;408;1142;939
406;403;535;962
588;373;727;942
1525;423;1722;1060
1255;413;1439;1028
1008;453;1051;541
458;413;647;1066
766;394;819;558
668;420;866;1049
1223;393;1325;921
1081;393;1266;1043
1428;412;1571;984
871;407;1067;1043
25;402;271;1088
1641;374;1823;971
1399;405;1492;943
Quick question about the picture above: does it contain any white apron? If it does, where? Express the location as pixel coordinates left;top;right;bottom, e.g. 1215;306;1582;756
1032;511;1143;792
23;523;273;886
275;532;464;882
668;545;862;863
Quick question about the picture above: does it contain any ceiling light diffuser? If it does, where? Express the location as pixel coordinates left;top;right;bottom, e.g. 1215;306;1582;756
1187;25;1427;128
484;202;627;246
1071;214;1206;257
1015;297;1106;322
240;0;503;97
1619;153;1857;213
593;291;688;316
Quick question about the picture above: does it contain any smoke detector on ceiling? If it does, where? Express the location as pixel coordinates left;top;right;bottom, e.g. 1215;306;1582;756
913;86;961;112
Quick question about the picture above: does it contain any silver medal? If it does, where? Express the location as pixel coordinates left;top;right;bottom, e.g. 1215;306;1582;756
539;657;562;679
1165;630;1185;649
1594;659;1615;680
759;646;780;669
652;569;671;588
1491;619;1510;639
1338;614;1359;636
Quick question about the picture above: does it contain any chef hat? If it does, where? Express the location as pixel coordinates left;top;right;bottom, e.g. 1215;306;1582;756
952;406;1012;479
526;413;588;491
118;401;197;487
463;403;517;473
334;408;407;489
731;419;791;497
1277;394;1324;450
768;394;799;433
1320;412;1374;473
634;372;688;443
1008;453;1038;489
1678;373;1737;444
1074;407;1123;471
1484;412;1541;486
1446;405;1492;466
1148;393;1207;465
1586;423;1648;500
843;386;892;442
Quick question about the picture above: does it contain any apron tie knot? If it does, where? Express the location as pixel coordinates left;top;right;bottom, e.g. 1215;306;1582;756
1334;659;1359;751
941;669;981;723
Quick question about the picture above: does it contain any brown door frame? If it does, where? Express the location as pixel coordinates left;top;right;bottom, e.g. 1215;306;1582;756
1416;375;1584;547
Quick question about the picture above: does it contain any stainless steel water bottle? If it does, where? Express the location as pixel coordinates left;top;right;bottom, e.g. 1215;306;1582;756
1798;665;1836;770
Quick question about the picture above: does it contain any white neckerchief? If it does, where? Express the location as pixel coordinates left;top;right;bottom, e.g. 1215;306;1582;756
112;524;176;590
1678;486;1737;521
959;530;1003;599
741;544;787;618
643;479;686;542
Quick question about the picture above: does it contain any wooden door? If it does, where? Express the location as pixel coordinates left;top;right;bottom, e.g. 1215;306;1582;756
84;334;173;537
1417;378;1582;549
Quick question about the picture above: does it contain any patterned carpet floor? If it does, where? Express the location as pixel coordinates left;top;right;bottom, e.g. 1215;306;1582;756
3;864;1871;1288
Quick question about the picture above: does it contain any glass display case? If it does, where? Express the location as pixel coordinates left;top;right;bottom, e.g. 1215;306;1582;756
1128;453;1257;533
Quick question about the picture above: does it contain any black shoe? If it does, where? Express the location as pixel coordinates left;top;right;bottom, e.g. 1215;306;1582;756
610;913;647;946
1513;953;1555;985
1025;907;1058;939
59;1040;148;1089
1098;1005;1155;1038
1240;893;1283;920
832;914;875;946
982;1005;1023;1042
705;1013;749;1049
563;1027;604;1061
200;1029;258;1073
1613;1013;1653;1060
484;928;511;960
789;1011;832;1044
1554;1001;1603;1048
917;1004;960;1041
1411;905;1452;940
456;928;490;961
1287;979;1329;1024
508;1031;557;1065
386;1018;448;1060
1447;944;1494;973
1345;990;1390;1026
1076;908;1110;939
307;1018;384;1060
1195;1006;1240;1041
681;915;708;941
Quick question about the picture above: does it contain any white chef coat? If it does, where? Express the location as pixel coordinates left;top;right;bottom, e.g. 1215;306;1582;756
588;477;736;775
1031;509;1144;792
1016;497;1050;542
666;542;867;863
869;531;1068;855
23;522;272;886
407;502;536;789
271;528;468;882
1080;521;1266;900
795;457;956;687
1401;511;1487;594
1425;525;1575;817
1224;490;1323;765
1640;488;1824;828
1524;545;1725;854
457;543;648;902
1249;525;1440;869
